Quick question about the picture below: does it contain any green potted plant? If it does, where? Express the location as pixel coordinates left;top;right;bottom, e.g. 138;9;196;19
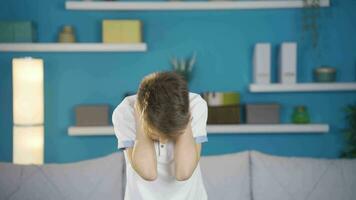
341;104;356;158
170;52;196;82
302;0;321;48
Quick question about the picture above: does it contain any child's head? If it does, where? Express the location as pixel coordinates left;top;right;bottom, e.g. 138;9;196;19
136;71;191;141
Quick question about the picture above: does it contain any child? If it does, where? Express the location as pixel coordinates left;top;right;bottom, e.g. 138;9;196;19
112;71;208;200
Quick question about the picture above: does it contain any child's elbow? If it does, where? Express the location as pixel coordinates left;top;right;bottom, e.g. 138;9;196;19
131;160;157;181
175;170;193;181
132;164;157;181
140;171;157;181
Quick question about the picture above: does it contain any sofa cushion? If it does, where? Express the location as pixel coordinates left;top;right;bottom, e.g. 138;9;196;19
0;152;125;200
200;151;251;200
251;151;356;200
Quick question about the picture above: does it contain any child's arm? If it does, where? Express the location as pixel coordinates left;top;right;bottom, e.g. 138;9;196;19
125;106;157;181
174;121;201;181
125;133;157;181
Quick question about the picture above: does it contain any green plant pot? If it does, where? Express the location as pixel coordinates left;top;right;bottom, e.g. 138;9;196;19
292;106;310;124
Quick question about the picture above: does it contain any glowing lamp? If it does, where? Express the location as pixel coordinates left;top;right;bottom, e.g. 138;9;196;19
12;57;44;164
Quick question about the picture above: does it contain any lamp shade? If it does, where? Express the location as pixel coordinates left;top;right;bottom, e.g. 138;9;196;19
12;57;44;164
12;58;44;125
13;126;44;164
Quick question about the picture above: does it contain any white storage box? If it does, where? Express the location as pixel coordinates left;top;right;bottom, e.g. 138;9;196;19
253;43;271;84
279;42;297;84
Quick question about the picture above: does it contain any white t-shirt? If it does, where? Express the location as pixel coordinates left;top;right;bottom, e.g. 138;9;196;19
112;92;208;200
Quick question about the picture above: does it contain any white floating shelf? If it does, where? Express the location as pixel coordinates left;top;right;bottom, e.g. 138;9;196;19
207;124;329;134
249;83;356;93
68;126;114;136
68;124;329;136
0;43;147;52
65;0;330;11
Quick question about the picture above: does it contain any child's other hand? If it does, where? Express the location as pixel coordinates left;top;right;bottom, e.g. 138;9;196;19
134;103;146;139
175;119;193;142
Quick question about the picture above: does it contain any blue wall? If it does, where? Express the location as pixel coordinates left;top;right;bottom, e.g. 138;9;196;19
1;0;356;163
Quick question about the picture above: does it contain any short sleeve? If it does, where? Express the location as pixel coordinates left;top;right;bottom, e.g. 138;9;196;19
191;97;208;144
112;99;137;149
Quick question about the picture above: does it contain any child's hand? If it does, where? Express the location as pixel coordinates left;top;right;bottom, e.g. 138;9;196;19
134;103;151;141
175;119;193;141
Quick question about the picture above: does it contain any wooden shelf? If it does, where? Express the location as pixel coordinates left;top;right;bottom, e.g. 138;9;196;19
249;83;356;93
0;43;147;52
68;124;329;136
65;0;330;11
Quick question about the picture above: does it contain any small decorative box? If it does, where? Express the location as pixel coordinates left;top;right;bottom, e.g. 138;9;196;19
245;104;280;124
0;21;36;42
201;92;240;106
207;105;241;124
313;67;336;82
102;20;142;43
75;105;110;126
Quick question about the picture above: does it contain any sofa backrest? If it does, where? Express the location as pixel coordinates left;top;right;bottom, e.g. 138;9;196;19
200;151;251;200
250;151;356;200
0;152;125;200
1;150;355;200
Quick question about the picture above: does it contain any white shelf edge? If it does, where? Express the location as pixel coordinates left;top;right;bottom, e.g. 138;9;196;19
68;126;115;136
207;124;329;134
65;0;330;11
249;83;356;92
68;124;329;136
0;43;147;52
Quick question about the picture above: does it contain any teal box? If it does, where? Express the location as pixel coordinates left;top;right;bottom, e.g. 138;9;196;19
0;22;13;42
0;21;36;42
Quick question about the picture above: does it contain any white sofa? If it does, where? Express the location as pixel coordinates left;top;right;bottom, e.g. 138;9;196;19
0;151;355;200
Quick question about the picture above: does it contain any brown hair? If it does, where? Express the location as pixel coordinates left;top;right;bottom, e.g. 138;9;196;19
136;71;191;138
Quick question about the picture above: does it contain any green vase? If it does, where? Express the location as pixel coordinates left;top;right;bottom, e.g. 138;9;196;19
292;106;310;124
